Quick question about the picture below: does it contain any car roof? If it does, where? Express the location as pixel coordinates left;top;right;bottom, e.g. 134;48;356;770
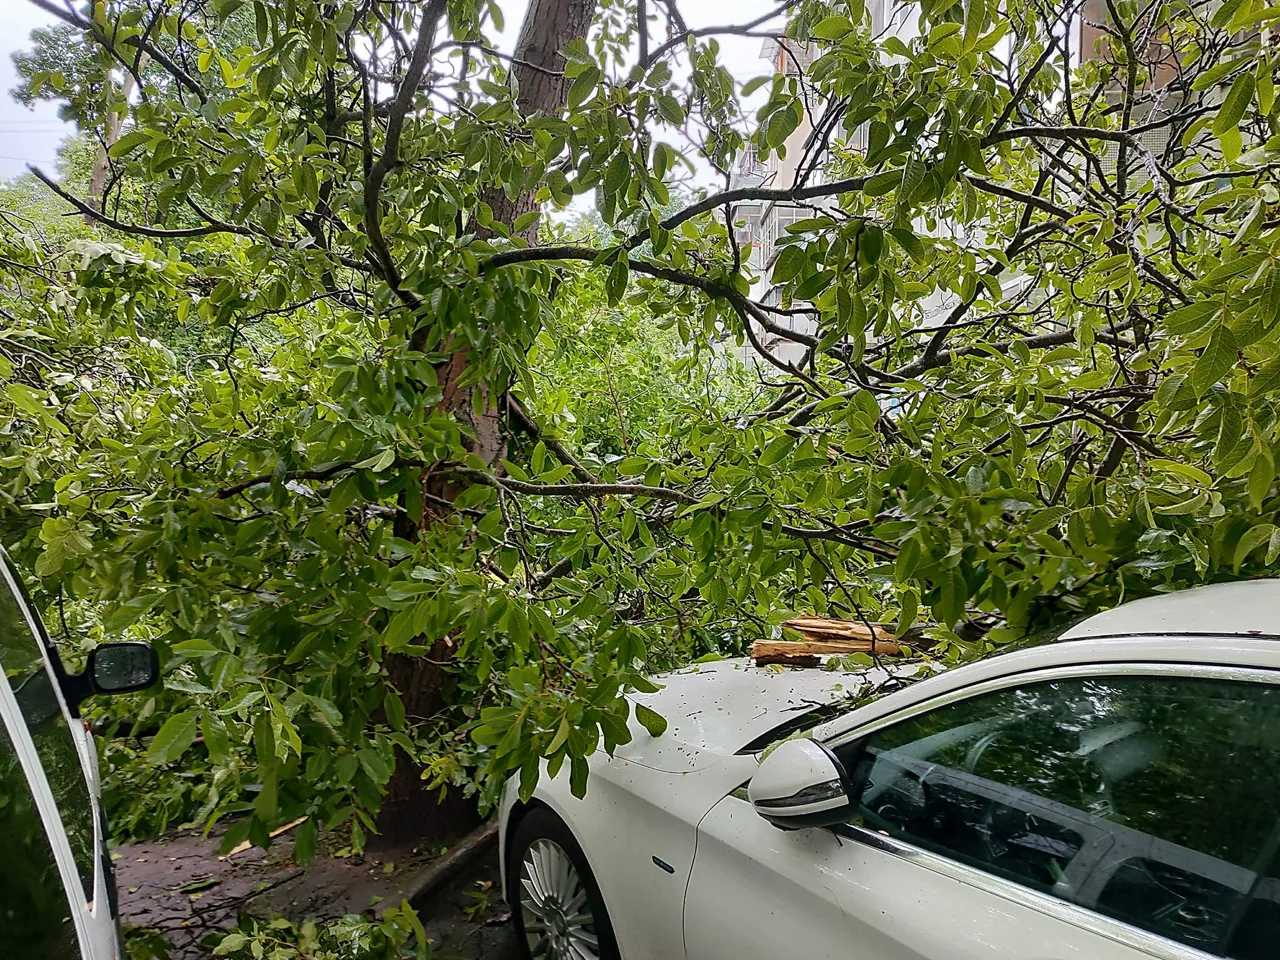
1060;579;1280;641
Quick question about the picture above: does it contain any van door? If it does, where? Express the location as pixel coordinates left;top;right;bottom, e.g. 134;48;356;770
0;559;113;959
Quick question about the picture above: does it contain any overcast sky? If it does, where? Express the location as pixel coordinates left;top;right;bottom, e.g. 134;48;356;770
0;0;784;183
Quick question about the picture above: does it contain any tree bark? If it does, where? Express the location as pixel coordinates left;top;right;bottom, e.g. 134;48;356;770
86;53;148;222
479;0;596;242
373;0;596;848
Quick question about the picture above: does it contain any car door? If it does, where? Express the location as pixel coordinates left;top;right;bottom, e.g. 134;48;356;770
0;558;114;959
684;664;1280;960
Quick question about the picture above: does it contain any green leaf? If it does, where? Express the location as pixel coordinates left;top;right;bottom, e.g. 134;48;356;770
1192;326;1238;395
888;228;926;263
202;714;232;764
1259;268;1280;329
513;210;540;235
567;64;599;109
963;0;986;46
213;934;249;956
634;703;667;737
1215;73;1255;135
108;129;151;158
173;638;220;656
1234;523;1277;570
1219;125;1244;163
148;710;200;765
104;594;163;633
862;170;901;196
1149;459;1212;487
569;756;588;798
292;817;317;866
812;15;856;40
1212;0;1248;27
606;259;628;306
1249;452;1274;509
547;715;572;755
759;434;796;467
1165;300;1219;336
1251;354;1280;396
896;588;919;636
604;153;629;198
355;448;396;472
1154;490;1208;515
1258;57;1276;115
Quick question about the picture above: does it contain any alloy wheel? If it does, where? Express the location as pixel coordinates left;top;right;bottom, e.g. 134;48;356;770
519;837;600;960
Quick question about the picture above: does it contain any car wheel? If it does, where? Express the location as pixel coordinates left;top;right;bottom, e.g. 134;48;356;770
508;807;620;960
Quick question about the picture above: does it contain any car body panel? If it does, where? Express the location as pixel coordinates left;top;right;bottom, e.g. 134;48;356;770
686;791;1208;960
1058;579;1280;640
500;661;900;958
500;582;1280;960
0;554;120;960
502;747;760;959
617;658;899;767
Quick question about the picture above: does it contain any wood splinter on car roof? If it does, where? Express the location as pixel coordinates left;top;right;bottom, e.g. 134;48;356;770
751;616;905;666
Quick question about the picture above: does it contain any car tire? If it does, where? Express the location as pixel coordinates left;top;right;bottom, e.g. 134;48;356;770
507;807;620;960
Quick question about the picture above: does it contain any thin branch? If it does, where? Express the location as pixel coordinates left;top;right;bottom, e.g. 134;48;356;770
451;467;699;504
30;167;246;238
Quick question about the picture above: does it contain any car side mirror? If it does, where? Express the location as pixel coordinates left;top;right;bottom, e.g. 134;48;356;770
748;738;854;830
87;642;159;695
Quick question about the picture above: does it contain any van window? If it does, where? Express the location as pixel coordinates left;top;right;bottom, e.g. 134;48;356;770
0;574;95;901
0;709;81;957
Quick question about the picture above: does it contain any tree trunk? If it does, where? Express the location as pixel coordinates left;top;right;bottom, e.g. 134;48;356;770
480;0;596;242
86;54;148;223
373;0;596;848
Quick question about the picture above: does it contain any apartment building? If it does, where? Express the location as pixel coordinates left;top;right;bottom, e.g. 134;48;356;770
732;0;1178;367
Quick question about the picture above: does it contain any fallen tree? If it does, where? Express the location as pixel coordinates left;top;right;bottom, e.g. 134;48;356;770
4;0;1280;854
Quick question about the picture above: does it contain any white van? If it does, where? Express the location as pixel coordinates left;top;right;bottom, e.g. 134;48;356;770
0;549;158;958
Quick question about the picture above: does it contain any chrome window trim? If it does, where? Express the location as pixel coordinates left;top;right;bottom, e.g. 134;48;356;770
826;661;1280;750
825;661;1280;960
840;825;1215;960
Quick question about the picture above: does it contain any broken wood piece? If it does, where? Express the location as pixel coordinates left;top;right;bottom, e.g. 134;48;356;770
751;638;903;662
218;815;309;860
781;616;896;642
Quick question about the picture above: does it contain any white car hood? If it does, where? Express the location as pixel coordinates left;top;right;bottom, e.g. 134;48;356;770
626;657;899;760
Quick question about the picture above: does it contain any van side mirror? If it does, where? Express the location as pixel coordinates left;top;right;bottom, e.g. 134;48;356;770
748;738;854;830
88;642;158;695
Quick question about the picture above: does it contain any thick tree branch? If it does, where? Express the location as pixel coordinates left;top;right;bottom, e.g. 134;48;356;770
888;320;1137;381
31;167;249;239
643;1;799;70
506;397;599;483
363;0;447;305
451;467;699;504
623;173;883;250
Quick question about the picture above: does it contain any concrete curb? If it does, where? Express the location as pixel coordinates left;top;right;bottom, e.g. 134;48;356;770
381;819;500;914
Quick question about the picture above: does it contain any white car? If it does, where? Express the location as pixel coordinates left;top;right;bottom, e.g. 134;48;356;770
0;550;158;959
500;581;1280;960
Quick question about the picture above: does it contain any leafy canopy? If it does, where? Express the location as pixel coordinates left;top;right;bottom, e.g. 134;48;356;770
5;0;1280;850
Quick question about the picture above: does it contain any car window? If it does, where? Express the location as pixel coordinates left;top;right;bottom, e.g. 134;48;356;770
0;705;82;958
0;570;95;902
840;675;1280;957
